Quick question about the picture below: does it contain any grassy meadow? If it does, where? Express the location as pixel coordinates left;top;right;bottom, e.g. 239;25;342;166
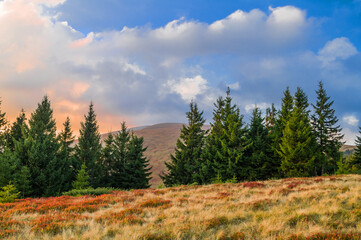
1;175;361;239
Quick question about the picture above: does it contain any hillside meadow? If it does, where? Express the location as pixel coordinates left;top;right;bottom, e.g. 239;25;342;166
1;175;361;239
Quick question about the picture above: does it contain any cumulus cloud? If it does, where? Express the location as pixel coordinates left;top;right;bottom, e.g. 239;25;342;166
318;37;358;65
343;115;359;127
245;103;272;113
166;75;208;102
0;0;359;142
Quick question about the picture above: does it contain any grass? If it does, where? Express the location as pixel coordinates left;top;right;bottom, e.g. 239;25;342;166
1;175;361;239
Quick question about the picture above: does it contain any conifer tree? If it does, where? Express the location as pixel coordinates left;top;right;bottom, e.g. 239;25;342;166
57;117;76;193
279;88;317;177
160;101;207;186
75;102;102;187
202;88;250;183
100;133;115;187
0;99;8;152
352;127;361;171
247;108;278;180
102;122;151;189
26;96;61;196
127;133;152;189
72;163;90;190
311;81;344;174
7;109;28;152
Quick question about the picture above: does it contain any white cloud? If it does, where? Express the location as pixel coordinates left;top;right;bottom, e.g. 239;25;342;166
228;82;240;90
343;115;359;127
245;103;272;113
318;37;358;65
167;75;208;102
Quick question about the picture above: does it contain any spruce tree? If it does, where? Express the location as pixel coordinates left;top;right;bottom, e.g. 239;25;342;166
7;109;28;152
75;102;102;188
311;81;344;175
27;96;61;196
72;163;90;190
100;133;115;187
352;127;361;171
279;89;317;177
202;88;250;183
57;117;76;193
247;107;278;180
160;101;207;186
127;133;152;189
0;99;8;152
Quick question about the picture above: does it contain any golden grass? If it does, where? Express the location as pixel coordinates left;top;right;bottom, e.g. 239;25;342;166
2;175;361;239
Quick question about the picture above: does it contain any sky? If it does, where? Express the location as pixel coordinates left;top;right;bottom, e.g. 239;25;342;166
0;0;361;144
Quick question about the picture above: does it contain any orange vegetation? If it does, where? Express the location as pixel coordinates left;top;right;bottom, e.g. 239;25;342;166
1;175;361;239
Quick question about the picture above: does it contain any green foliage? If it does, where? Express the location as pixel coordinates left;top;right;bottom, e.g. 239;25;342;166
101;122;152;189
161;101;207;186
202;88;251;183
247;107;278;180
72;163;90;190
279;88;318;177
24;96;62;197
312;81;344;175
352;127;361;171
0;182;20;203
75;102;102;188
62;187;115;196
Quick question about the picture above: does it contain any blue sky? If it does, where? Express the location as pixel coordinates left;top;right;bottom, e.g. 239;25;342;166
0;0;361;143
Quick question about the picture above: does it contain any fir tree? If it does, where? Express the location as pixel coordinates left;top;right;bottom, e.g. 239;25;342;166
127;133;152;189
72;163;90;190
311;81;344;175
352;127;361;171
26;96;61;196
57;117;76;193
0;99;7;151
75;102;102;187
100;133;115;187
279;89;317;177
160;101;207;186
202;88;250;183
7;109;28;151
247;107;278;180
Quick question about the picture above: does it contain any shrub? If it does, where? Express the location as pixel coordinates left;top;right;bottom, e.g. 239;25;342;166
0;183;20;203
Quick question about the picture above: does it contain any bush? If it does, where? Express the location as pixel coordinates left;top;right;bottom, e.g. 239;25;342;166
62;187;115;196
0;182;20;203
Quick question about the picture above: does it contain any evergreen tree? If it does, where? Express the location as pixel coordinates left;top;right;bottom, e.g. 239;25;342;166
102;122;151;189
160;101;207;186
0;99;8;152
311;81;344;174
352;127;361;171
75;102;102;187
202;88;250;183
7;109;28;151
279;89;317;177
247;107;278;180
127;133;152;189
100;133;115;187
26;96;61;196
272;87;293;177
72;163;90;190
57;117;76;193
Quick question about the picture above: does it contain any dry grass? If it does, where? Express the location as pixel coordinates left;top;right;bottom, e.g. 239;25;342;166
2;175;361;239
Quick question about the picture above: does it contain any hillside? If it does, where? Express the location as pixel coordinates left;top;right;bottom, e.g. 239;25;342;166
2;175;361;239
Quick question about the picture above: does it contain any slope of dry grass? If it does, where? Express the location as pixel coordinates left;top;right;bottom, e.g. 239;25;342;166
2;175;361;239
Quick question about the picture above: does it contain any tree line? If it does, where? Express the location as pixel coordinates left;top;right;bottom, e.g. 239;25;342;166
161;81;361;186
0;98;151;197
